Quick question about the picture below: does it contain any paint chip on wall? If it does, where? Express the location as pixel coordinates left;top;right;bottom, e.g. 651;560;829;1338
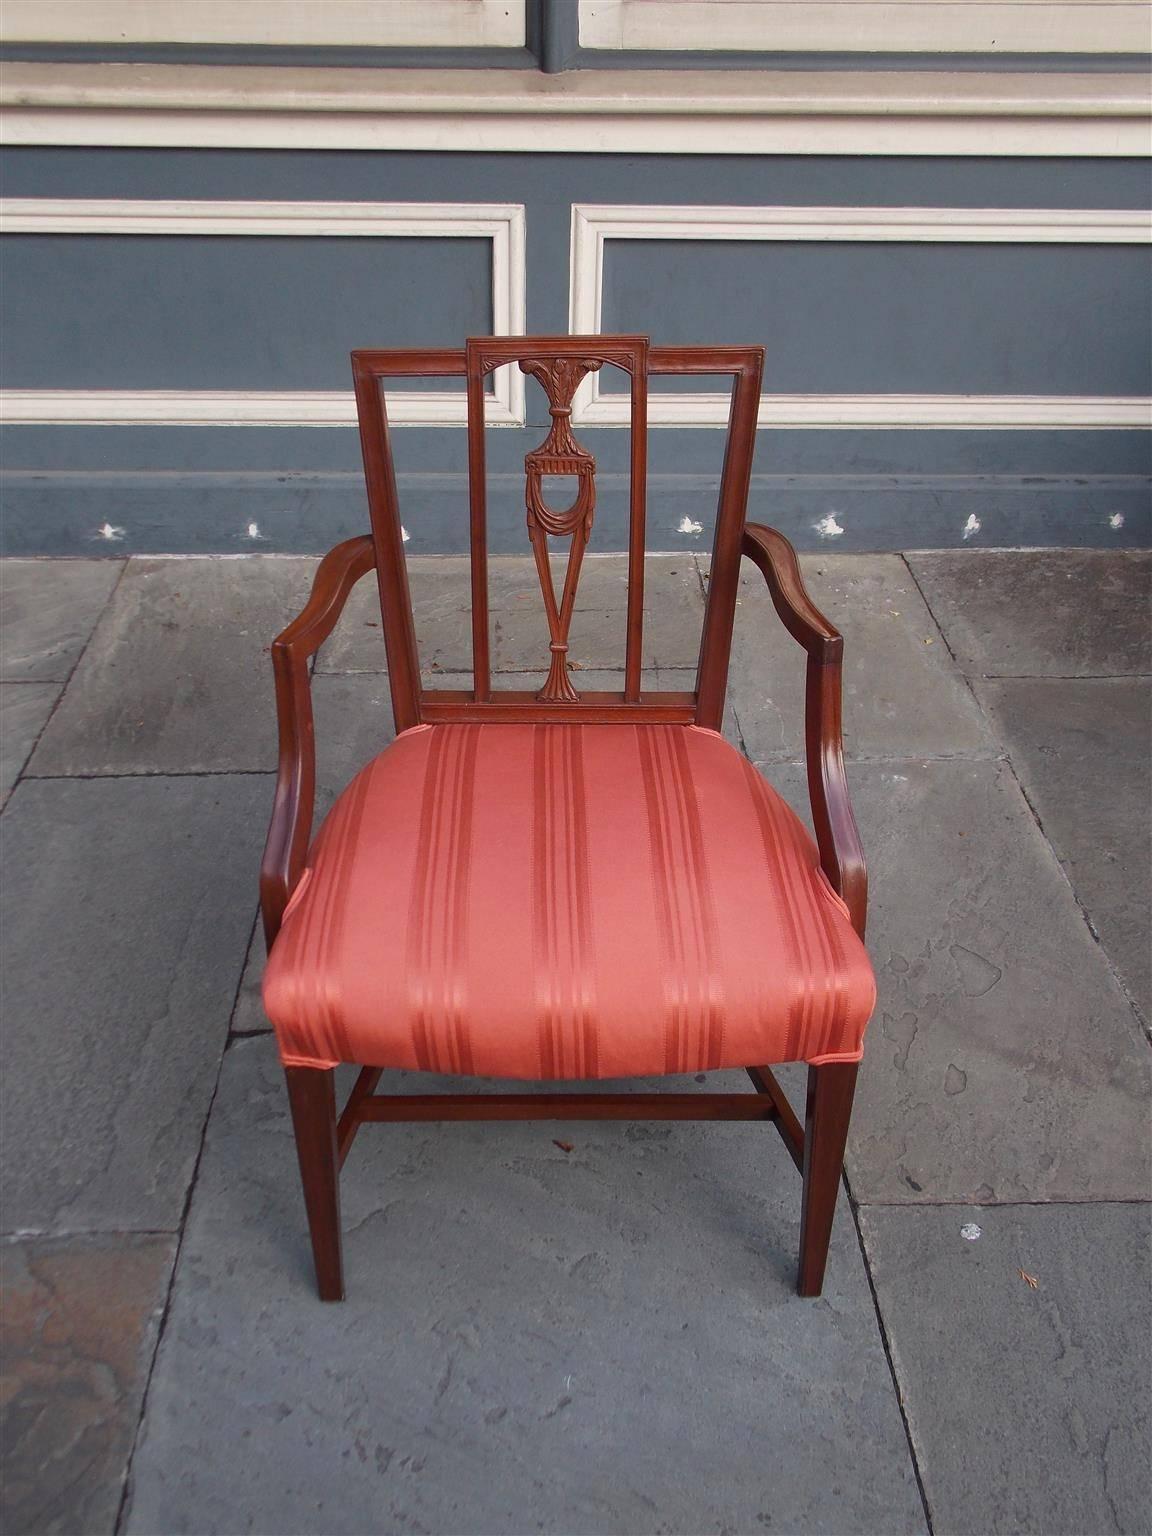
677;517;704;536
815;514;844;539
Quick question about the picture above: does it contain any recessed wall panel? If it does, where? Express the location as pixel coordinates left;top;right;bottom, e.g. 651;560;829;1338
601;239;1152;397
0;235;492;391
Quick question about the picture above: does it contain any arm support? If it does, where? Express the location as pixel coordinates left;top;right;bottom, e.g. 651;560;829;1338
741;524;868;938
260;535;377;949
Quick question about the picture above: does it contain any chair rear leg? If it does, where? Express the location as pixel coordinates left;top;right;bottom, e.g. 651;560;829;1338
797;1061;859;1297
284;1066;344;1302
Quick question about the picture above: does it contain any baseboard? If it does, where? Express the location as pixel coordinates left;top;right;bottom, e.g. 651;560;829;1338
1;469;1147;555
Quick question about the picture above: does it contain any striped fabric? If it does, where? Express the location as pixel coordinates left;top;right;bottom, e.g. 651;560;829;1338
263;723;876;1077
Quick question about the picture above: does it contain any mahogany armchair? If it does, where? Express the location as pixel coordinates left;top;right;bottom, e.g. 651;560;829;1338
260;335;874;1302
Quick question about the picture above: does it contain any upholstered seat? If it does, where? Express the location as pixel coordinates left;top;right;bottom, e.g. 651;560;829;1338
263;721;875;1079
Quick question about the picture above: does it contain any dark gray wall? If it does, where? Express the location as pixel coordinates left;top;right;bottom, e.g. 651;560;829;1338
0;235;491;390
1;148;1148;554
603;240;1151;396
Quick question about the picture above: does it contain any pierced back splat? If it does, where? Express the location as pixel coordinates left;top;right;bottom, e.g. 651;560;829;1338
519;356;603;702
465;334;649;707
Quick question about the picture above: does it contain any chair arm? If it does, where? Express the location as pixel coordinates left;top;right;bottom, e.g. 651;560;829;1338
740;524;868;938
741;523;841;661
260;535;377;948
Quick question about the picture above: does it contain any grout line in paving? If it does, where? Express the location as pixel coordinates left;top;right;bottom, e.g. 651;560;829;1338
1003;756;1150;1043
898;557;980;687
1;1228;181;1242
691;551;711;605
901;554;1151;1044
978;673;1152;681
850;1195;1152;1209
1;557;130;814
731;712;751;760
23;769;277;782
125;551;698;562
845;1165;935;1535
226;908;262;1046
756;752;1008;766
113;895;259;1536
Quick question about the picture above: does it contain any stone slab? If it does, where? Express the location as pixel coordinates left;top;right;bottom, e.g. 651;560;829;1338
761;758;1151;1203
1;774;268;1232
28;557;316;775
313;571;391;673
859;1202;1151;1536
0;682;59;805
722;554;995;762
976;676;1152;1023
906;550;1152;677
125;1038;925;1536
0;559;122;682
1;1234;175;1536
317;555;704;674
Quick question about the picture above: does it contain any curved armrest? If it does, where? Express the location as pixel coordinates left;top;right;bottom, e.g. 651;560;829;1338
741;524;868;937
260;535;377;947
741;524;841;660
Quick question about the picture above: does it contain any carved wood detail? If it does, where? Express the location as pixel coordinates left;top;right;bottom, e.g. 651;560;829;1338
518;356;604;703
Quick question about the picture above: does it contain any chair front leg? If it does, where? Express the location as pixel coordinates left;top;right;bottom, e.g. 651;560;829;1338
797;1061;858;1297
284;1066;344;1301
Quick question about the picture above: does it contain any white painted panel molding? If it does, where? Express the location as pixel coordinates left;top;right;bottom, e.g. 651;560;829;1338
580;0;1152;54
0;0;525;48
0;200;527;427
0;390;487;427
1;65;1147;157
569;202;1152;429
572;392;1152;429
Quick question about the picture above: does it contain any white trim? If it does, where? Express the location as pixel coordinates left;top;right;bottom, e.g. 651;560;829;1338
569;203;1152;430
0;0;525;48
571;203;1152;251
576;392;1152;430
0;65;1148;157
0;198;525;240
579;0;1152;55
0;199;527;427
0;390;490;427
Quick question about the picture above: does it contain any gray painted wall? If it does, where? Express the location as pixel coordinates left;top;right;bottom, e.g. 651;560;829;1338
603;241;1151;396
0;235;491;391
1;148;1149;554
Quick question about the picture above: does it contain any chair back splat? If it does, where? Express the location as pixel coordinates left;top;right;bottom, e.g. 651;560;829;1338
350;336;764;732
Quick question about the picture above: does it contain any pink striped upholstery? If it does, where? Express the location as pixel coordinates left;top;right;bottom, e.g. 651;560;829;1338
262;723;876;1077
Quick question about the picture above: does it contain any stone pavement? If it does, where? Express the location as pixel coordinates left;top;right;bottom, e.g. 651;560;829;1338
1;548;1148;1536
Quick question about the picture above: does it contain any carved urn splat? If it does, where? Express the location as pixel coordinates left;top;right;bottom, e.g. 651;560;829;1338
518;356;604;703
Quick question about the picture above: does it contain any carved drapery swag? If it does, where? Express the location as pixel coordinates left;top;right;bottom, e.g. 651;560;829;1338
519;356;603;702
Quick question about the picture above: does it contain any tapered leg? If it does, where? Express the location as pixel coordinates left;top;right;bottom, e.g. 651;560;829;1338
797;1061;858;1297
284;1066;344;1302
